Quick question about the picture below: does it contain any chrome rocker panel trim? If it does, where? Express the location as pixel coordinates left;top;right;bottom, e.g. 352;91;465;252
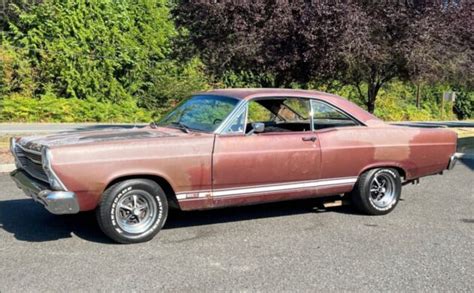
10;169;80;215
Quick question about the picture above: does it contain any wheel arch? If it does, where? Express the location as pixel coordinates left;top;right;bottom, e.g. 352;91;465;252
104;173;180;209
358;163;407;180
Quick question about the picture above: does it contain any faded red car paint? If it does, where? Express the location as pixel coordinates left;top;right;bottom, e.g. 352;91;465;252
12;89;458;212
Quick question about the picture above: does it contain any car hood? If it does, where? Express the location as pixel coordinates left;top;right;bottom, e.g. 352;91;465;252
17;127;177;152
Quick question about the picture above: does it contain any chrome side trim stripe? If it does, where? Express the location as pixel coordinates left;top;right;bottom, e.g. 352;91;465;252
176;192;211;200
176;177;357;200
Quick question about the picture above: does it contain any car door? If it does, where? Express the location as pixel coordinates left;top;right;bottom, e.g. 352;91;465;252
211;97;321;207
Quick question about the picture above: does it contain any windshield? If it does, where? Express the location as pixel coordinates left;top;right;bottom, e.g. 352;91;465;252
158;95;240;132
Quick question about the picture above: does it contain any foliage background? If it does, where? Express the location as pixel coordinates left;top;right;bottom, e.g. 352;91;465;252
0;0;472;122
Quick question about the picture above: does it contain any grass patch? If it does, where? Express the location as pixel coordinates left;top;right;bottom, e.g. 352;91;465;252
451;128;474;154
452;128;474;138
0;136;9;149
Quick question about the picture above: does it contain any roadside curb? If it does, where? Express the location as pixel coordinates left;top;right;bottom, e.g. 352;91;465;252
0;164;14;173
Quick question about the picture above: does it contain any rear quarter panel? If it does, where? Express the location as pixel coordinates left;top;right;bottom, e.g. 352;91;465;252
317;125;457;181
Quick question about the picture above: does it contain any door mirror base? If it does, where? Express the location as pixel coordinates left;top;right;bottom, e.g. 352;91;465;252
247;122;265;136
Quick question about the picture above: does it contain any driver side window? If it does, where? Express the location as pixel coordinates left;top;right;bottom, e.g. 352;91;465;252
246;97;311;133
222;97;312;135
248;101;276;123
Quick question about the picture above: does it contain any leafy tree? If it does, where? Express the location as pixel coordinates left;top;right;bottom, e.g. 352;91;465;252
174;0;473;113
403;1;473;109
174;1;349;86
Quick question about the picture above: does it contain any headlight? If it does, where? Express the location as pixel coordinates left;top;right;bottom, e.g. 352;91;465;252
41;147;67;191
9;137;15;153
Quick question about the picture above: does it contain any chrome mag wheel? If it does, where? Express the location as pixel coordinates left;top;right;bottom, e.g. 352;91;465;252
369;172;397;209
115;192;158;234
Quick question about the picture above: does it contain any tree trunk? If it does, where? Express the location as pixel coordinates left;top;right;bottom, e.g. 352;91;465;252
366;83;380;113
367;99;375;113
416;83;421;109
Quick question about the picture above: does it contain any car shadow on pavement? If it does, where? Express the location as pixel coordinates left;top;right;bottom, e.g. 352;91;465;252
459;158;474;171
164;197;362;230
0;199;114;244
0;197;362;243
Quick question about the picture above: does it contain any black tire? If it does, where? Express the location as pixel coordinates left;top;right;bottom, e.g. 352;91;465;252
351;168;402;215
96;179;168;244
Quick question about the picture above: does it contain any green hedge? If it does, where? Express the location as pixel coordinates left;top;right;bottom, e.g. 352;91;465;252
325;81;460;121
0;93;152;123
0;0;208;123
0;81;468;123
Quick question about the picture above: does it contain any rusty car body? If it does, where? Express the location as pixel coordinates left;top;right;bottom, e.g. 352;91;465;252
10;89;458;243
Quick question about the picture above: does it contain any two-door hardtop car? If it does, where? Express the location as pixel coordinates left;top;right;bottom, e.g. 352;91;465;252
10;88;458;243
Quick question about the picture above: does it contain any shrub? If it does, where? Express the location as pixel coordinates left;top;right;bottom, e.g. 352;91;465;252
373;95;407;121
138;58;210;119
0;93;152;123
453;88;474;120
0;42;35;97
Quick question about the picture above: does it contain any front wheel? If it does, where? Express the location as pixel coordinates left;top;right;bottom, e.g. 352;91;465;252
96;179;168;244
351;168;402;215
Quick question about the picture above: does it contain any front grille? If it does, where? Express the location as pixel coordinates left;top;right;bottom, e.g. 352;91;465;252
15;145;49;183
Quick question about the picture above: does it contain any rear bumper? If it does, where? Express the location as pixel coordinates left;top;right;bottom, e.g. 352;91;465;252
10;169;80;215
447;154;457;170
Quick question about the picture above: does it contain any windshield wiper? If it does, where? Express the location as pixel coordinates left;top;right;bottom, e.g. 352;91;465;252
170;121;191;133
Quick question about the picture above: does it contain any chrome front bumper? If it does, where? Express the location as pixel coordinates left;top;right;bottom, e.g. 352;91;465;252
10;169;80;215
447;154;457;170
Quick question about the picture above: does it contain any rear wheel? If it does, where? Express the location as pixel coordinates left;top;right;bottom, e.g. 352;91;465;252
351;168;401;215
96;179;168;244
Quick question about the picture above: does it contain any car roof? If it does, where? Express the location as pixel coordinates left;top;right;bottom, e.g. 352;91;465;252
197;88;384;126
200;88;335;100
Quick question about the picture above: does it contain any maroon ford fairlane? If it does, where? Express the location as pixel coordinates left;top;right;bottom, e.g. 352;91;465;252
10;89;458;243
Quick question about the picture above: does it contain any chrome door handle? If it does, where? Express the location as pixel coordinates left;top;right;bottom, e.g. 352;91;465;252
302;136;317;142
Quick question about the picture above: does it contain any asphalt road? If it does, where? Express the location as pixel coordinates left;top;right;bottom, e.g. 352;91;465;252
0;160;473;292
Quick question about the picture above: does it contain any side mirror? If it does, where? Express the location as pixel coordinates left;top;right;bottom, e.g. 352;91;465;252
247;122;265;135
253;122;265;133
